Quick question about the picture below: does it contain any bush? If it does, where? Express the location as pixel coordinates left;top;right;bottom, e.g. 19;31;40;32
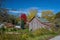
21;33;29;40
33;28;51;36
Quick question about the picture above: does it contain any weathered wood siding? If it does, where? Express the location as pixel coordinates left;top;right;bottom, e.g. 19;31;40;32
29;18;46;31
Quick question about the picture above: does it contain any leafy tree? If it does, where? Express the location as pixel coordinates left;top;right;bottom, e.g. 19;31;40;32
20;13;27;29
27;9;38;21
20;13;27;23
8;14;18;25
0;0;10;23
41;10;55;22
0;8;18;25
0;8;9;22
55;12;60;18
21;20;25;29
54;12;60;25
15;17;20;25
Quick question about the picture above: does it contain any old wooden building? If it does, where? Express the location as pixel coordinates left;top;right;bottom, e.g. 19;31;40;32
29;17;51;31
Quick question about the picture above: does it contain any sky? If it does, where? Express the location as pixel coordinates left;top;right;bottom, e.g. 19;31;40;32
3;0;60;16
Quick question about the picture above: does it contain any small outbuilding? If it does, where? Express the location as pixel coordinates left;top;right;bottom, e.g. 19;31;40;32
28;17;51;31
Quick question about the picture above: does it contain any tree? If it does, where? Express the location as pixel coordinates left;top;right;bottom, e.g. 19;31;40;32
54;12;60;25
20;13;27;29
15;17;20;24
55;12;60;18
0;8;18;25
41;10;55;22
20;13;27;23
27;9;38;21
0;8;9;22
8;14;18;25
0;0;10;23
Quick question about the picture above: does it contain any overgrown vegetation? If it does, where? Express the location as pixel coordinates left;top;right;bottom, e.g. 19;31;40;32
0;27;60;40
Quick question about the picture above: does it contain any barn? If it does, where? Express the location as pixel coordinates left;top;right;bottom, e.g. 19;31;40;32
28;17;52;31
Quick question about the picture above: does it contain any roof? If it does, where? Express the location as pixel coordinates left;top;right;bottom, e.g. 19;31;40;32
29;16;49;23
5;23;14;28
28;16;35;22
29;17;51;27
36;17;49;22
36;17;51;26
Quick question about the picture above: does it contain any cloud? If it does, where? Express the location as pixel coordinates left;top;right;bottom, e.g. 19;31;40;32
9;7;39;13
8;7;55;17
8;9;28;16
9;10;20;13
8;7;42;16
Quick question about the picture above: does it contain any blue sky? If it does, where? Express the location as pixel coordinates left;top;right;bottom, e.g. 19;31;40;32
4;0;60;16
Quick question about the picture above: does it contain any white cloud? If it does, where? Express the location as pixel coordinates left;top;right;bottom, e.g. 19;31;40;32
8;7;37;14
8;7;55;17
9;7;39;14
9;10;20;13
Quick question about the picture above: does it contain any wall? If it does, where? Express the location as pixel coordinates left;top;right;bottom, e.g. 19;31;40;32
29;18;46;31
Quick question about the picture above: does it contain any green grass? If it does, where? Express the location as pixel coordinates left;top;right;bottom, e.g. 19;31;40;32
0;28;60;40
28;34;57;40
0;34;57;40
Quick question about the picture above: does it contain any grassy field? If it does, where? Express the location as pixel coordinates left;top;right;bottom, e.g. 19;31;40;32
0;33;57;40
0;28;60;40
